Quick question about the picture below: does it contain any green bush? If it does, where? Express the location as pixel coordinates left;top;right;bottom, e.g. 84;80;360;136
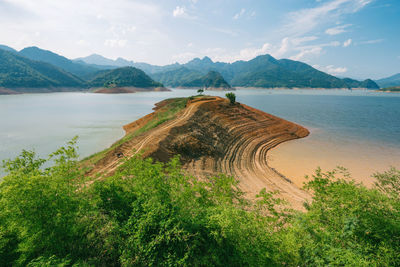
225;92;236;104
1;141;399;266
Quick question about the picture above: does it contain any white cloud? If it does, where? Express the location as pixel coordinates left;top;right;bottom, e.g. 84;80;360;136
211;27;238;37
104;39;127;47
325;24;352;35
290;47;322;61
314;64;348;74
173;6;186;17
275;37;290;57
289;40;340;61
236;43;272;61
172;52;196;63
284;0;373;36
291;36;318;46
0;0;172;63
233;8;246;19
326;65;348;74
358;39;384;45
76;39;90;46
343;38;352;47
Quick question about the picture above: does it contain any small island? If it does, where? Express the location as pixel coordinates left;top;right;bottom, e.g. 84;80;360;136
179;70;233;90
88;67;168;94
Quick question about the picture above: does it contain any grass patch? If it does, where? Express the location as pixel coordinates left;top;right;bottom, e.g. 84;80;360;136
80;97;188;167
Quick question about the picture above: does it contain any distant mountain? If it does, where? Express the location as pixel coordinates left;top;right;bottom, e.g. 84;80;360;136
150;54;378;89
227;56;348;88
88;67;163;88
0;44;17;53
181;71;231;89
151;67;203;87
76;54;180;74
341;78;379;89
0;49;83;91
4;44;378;90
75;54;127;67
376;73;400;88
19;47;99;78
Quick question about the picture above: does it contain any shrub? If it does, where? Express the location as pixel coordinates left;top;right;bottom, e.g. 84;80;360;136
1;140;399;266
226;92;236;104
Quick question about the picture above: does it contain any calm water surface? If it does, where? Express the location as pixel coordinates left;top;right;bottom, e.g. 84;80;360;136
1;89;399;179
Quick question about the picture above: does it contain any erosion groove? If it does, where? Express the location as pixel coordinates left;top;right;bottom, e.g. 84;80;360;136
86;96;310;208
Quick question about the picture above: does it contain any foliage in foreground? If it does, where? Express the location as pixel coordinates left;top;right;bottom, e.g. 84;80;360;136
0;141;399;266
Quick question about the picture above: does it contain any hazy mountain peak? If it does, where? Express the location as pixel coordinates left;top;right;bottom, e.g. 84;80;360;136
202;56;213;63
76;54;134;67
376;73;400;88
0;44;17;53
19;46;99;78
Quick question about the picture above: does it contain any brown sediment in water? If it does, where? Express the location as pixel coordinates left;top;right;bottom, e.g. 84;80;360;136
85;96;311;209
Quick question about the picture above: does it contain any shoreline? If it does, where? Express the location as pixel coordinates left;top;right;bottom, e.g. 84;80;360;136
91;86;170;94
0;86;171;95
234;86;373;90
0;87;87;95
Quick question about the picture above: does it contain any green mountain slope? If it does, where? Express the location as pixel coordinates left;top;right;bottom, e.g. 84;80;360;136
0;44;17;53
73;52;380;89
76;54;180;74
19;47;99;78
342;78;380;89
0;49;83;90
181;71;231;88
88;67;163;88
181;55;378;89
151;67;204;87
148;54;379;89
376;73;400;88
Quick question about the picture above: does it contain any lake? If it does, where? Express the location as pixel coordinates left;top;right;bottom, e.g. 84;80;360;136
1;89;400;183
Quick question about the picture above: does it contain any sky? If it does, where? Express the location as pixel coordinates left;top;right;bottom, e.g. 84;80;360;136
0;0;399;79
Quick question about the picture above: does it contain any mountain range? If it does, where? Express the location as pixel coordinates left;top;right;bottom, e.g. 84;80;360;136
151;55;379;89
0;44;387;94
0;48;162;93
0;49;83;91
78;53;379;89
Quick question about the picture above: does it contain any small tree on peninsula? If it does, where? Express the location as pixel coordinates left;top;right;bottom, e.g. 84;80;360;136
197;88;204;95
226;92;236;104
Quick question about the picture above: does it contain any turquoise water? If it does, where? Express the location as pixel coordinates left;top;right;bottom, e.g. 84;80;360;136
235;89;400;149
1;89;399;177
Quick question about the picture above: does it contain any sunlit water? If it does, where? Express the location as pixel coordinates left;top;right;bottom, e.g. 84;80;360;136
1;89;400;181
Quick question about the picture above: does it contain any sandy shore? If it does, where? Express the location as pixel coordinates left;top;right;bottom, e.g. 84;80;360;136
268;134;400;188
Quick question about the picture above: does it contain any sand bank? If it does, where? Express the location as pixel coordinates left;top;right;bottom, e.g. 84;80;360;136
268;133;400;188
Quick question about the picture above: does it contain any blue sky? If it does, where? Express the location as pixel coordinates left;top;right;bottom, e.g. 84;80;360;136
0;0;399;79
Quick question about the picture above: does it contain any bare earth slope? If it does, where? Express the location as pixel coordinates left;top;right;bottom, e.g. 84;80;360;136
86;96;310;209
